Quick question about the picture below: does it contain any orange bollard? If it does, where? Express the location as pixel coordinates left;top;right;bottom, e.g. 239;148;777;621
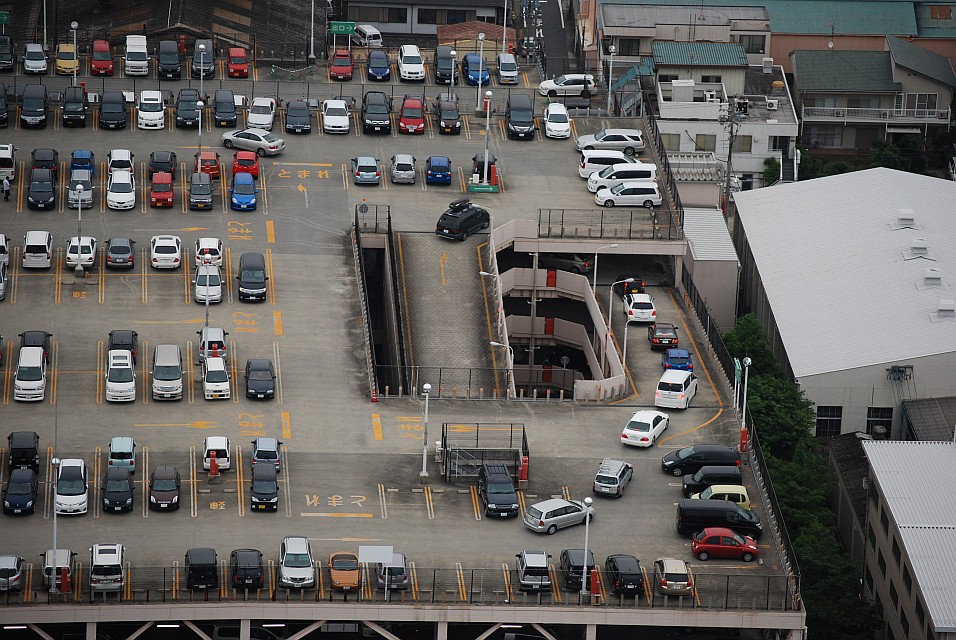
209;450;219;477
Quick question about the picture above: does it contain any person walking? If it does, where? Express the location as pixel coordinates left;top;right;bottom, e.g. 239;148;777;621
2;177;9;201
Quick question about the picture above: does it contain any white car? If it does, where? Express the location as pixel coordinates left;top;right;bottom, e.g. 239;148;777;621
594;182;662;208
22;43;47;74
150;235;182;269
105;350;136;402
137;90;165;129
203;435;232;470
397;44;425;81
65;236;97;269
107;149;134;174
106;170;136;210
54;458;89;515
202;357;231;400
194;263;223;303
247;97;276;130
621;410;669;447
537;73;595;98
576;128;646;155
322;99;351;134
625;293;656;323
543;103;571;139
195;237;224;266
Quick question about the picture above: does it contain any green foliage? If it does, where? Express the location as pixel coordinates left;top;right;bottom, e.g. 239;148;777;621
763;156;781;185
722;313;778;376
766;446;833;538
748;376;816;458
822;161;850;176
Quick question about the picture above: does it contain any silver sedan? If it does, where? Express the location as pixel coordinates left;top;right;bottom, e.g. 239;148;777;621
221;128;286;156
575;128;645;156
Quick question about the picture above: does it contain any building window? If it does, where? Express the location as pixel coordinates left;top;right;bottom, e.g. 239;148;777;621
847;96;880;110
867;407;893;436
890;582;899;609
660;133;681;151
738;34;766;54
864;565;874;593
892;538;901;564
616;38;641;56
695;134;717;152
386;8;407;23
815;405;843;437
903;566;912;594
418;9;437;24
868;526;876;550
701;74;722;83
881;507;889;534
930;5;952;19
903;93;939;114
901;613;909;637
806;124;842;149
733;135;753;153
446;9;468;24
659;74;679;83
878;550;886;577
916;599;925;628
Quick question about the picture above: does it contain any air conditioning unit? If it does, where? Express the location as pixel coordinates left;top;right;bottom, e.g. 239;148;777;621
703;90;716;101
766;99;778;110
880;111;890;118
938;112;949;120
832;109;843;117
762;57;774;74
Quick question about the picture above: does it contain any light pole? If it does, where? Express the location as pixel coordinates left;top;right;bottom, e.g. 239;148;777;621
603;277;633;373
606;45;616;114
70;22;78;87
420;383;431;483
198;42;206;101
50;456;59;595
592;243;618;294
483;90;492;184
741;356;752;419
502;0;508;55
450;50;457;96
490;341;514;398
580;496;593;595
309;0;316;64
476;33;486;107
622;322;631;367
196;100;204;160
75;184;84;278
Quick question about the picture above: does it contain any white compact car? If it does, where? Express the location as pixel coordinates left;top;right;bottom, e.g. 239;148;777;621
202;357;231;400
105;350;136;402
195;237;224;267
247;97;277;130
620;410;669;447
193;264;223;303
137;90;165;129
150;235;182;269
543;103;571;139
322;99;351;134
65;236;97;269
625;293;657;323
106;170;136;210
54;458;89;514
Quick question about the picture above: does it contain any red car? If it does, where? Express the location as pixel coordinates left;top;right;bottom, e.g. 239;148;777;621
227;47;249;78
232;151;260;180
398;95;425;135
149;172;175;207
329;49;354;81
195;151;222;180
89;39;114;76
691;527;759;562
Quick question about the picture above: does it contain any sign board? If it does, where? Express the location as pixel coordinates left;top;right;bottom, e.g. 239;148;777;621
358;545;393;565
0;12;10;26
329;21;356;35
733;357;741;384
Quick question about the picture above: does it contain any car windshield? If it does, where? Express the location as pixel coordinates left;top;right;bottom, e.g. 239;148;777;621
284;553;311;568
469;58;487;72
325;106;347;117
594;130;608;141
240;269;266;284
105;479;128;492
7;481;32;494
64;102;84;113
192;183;212;195
500;61;517;71
153;182;172;193
152;478;177;491
367;104;387;115
179;100;198;110
403;55;422;65
111;159;132;170
140;101;163;112
154;365;180;380
108;365;133;383
25;49;44;61
333;56;351;66
17;366;42;382
57;50;76;60
548;111;569;123
288;105;308;117
197;273;221;287
626;419;650;432
102;103;124;114
332;556;358;570
159;53;178;63
403;106;422;118
206;369;228;383
676;446;696;460
230;55;246;64
58;474;85;496
488;482;513;494
251;104;272;114
93;50;111;61
440;108;458;120
110;180;133;193
370;54;387;66
32;180;53;193
595;474;617;486
23;98;43;110
233;182;256;195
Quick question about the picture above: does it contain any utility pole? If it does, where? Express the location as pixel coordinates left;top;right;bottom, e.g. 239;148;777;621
720;103;743;214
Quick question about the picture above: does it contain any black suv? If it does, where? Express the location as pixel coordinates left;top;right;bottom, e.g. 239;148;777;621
361;91;391;134
108;329;140;363
435;198;490;241
98;90;127;129
7;431;40;473
214;89;237;127
230;549;265;589
661;443;741;477
477;463;519;517
614;274;646;295
185;548;218;590
62;86;87;127
175;88;201;127
102;467;134;512
285;100;312;134
604;554;644;596
558;548;596;590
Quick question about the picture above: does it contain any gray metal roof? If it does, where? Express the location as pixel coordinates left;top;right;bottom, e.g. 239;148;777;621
792;50;901;93
733;168;956;378
601;4;768;29
683;208;739;262
903;396;956;441
886;36;956;88
861;440;956;632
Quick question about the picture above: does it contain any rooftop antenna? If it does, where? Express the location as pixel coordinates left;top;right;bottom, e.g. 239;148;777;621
827;23;835;50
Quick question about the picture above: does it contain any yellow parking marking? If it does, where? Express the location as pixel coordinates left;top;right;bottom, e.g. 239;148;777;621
54;250;63;304
93;446;102;518
266;248;277;303
266;220;275;243
455;563;467;601
235;446;245;516
424;486;435;519
142;446;150;516
439;251;448;285
372;414;383;441
501;563;513;602
141;249;149;304
98;249;106;303
185;341;195;404
562;485;571;501
273;311;283;335
281;411;292;438
469;485;482;520
2;340;14;403
299;512;374;517
570;120;578;139
409;561;419;601
49;341;59;405
550;564;562;602
658;408;724;446
517;490;526;515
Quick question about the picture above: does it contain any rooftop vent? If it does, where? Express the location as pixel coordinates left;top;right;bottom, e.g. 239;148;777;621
891;209;919;230
904;238;935;261
937;299;956;320
922;267;944;289
762;57;773;74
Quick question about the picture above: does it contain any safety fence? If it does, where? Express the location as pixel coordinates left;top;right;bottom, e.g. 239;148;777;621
537;207;683;241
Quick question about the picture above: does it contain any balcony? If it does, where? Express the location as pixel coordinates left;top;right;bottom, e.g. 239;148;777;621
801;106;951;124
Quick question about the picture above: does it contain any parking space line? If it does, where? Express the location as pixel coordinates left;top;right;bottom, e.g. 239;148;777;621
266;220;275;243
43;447;54;519
363;565;374;601
316;559;326;600
371;414;383;441
224;247;234;304
235;446;245;516
549;564;563;602
455;563;467;601
93;446;102;518
96;340;104;404
183;255;191;305
142;446;150;517
98;249;106;303
54;249;63;304
424;486;435;519
266;248;277;303
141;340;149;404
267;560;275;599
377;483;388;519
281;448;293;517
273;311;283;336
281;411;292;438
9;247;18;304
189;445;198;517
185;341;195;404
230;341;239;403
124;562;133;600
517;490;527;516
469;485;482;520
49;341;59;405
501;563;513;602
409;561;419;601
667;288;723;405
141;249;149;304
457;167;466;191
180;169;188;214
341;163;349;190
273;342;285;403
1;341;11;403
570;120;578;139
595;566;607;601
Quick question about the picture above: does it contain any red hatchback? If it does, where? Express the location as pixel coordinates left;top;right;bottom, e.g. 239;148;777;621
399;95;425;135
232;151;260;180
149;172;175;207
329;50;354;81
90;39;114;76
227;47;249;78
691;527;759;562
195;151;222;180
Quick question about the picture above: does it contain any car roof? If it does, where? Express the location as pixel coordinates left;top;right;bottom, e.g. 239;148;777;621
354;156;376;164
201;327;226;339
233;548;262;564
251;96;274;105
151;150;174;159
603;128;643;136
656;557;688;572
109;149;133;160
253;436;279;449
667;348;690;356
9;467;35;480
72;149;93;159
0;555;22;568
153;465;178;479
110;169;132;181
235;150;257;158
205;357;227;370
521;550;549;564
9;431;39;445
110;436;135;450
659;369;692;382
529;498;572;510
70;169;92;180
627;293;653;302
104;465;130;479
393;153;414;163
205;435;229;447
233;172;255;184
608;554;640;569
427;156;450;165
628;409;667;421
186;547;217;562
283;536;310;552
59;458;85;472
140;90;162;100
197;263;221;274
108;350;133;364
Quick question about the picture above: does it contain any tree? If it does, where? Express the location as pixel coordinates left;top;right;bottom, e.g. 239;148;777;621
748;375;816;459
763;156;781;185
869;140;909;171
722;313;779;376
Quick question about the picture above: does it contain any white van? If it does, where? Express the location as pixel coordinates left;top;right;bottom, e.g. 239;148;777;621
14;346;46;401
587;161;657;192
203;436;232;470
0;260;7;301
578;149;637;178
351;25;383;48
496;53;519;84
124;35;149;76
89;543;125;592
22;230;52;268
105;350;136;402
0;143;16;181
654;369;698;410
0;232;9;265
151;344;183;400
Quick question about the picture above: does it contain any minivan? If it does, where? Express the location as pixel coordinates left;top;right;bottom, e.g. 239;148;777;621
22;231;53;268
587;161;657;192
435;198;490;241
185;547;219;589
89;543;125;592
661;444;740;477
189;172;214;209
506;94;535;140
434;46;456;84
250;463;279;511
214;89;237;127
592;458;633;497
681;466;743;497
558;548;595;589
0;145;16;181
351;25;383;48
152;344;183;400
157;40;182;79
237;252;268;302
62;86;88;127
192;39;215;79
691;484;751;510
655;369;698;410
515;550;552;591
42;548;77;589
675;498;763;539
20;84;47;128
578;149;636;178
98;90;127;129
496;53;519;84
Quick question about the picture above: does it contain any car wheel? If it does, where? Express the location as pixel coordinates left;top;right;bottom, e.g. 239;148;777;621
697;551;710;561
460;231;468;241
482;219;490;229
546;524;557;535
547;90;557;98
584;145;594;151
256;148;267;157
570;266;581;274
742;552;755;562
671;466;683;477
223;139;234;149
581;89;592;98
624;146;635;156
603;199;615;207
643;200;654;209
587;512;594;522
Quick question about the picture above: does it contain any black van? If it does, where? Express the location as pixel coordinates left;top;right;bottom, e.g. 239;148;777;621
157;40;182;79
62;86;87;127
681;465;743;497
434;45;456;84
506;94;535;140
661;443;740;477
250;464;278;511
192;39;215;79
7;431;40;473
98;90;127;129
214;89;236;127
675;498;763;539
20;84;47;128
185;548;219;589
237;252;268;302
435;198;490;241
0;35;14;71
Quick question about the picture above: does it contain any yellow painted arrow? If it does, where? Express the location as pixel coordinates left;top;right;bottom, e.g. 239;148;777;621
133;421;220;429
298;182;308;207
297;183;306;192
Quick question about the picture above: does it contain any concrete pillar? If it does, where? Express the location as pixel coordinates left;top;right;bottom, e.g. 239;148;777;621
435;621;448;640
240;618;251;640
86;621;98;640
585;624;597;640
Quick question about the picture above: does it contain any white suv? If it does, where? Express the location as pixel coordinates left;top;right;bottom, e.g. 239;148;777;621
397;45;425;81
137;90;165;129
105;350;136;402
625;293;657;323
202;357;231;400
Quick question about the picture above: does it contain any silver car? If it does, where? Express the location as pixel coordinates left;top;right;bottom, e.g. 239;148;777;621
193;264;223;303
390;154;417;184
0;554;24;591
653;557;694;596
351;156;381;185
278;536;315;588
67;169;93;208
522;498;594;535
221;128;286;156
575;128;646;156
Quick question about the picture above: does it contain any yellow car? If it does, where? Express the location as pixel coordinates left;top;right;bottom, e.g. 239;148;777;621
54;43;78;75
329;552;361;591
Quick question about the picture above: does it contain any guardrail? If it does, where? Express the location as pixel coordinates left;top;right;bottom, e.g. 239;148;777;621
801;105;951;122
538;207;683;241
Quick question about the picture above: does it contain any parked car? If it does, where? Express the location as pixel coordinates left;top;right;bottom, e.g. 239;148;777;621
539;252;592;274
27;168;55;209
653;557;693;595
284;100;312;134
621;410;669;447
65;236;97;269
435;198;490;241
221;129;286;156
390;154;416;184
107;330;139;363
202;356;231;400
148;465;181;509
692;527;759;561
105;237;136;269
107;149;134;174
22;43;47;74
322;99;351;134
195;151;222;180
350;156;381;185
361;91;391;134
3;468;38;514
247;97;277;130
106;169;136;210
229;172;258;210
230;549;265;589
105;350;136;402
54;458;88;515
594;182;661;208
329;552;361;591
148;150;177;177
278;536;315;588
149;172;175;207
250;436;282;470
522;498;594;535
329;50;354;81
232;151;260;179
604;554;644;596
102;466;134;512
461;53;490;86
576;128;645;155
432;98;461;135
425;156;452;185
377;552;410;590
193;264;223;303
661;444;741;477
150;235;182;269
543;102;571;138
0;555;25;591
538;73;595;97
366;50;391;81
398;95;425;134
195;237;224;266
90;39;114;75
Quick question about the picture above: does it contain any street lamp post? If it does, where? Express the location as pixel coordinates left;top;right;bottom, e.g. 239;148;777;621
420;383;431;483
580;496;593;595
476;33;486;108
490;341;514;398
75;184;84;278
502;0;508;55
450;50;457;96
622;322;630;367
196;100;204;160
70;22;78;87
198;42;206;101
309;0;316;64
603;277;633;373
606;45;616;115
483;90;492;185
50;456;59;594
741;357;752;419
592;243;619;294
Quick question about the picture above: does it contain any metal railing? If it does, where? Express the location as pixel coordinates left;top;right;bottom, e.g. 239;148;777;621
801;105;951;122
537;208;683;241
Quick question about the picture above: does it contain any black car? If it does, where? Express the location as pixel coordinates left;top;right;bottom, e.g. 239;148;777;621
435;198;490;241
361;91;391;134
26;168;55;209
105;238;136;270
558;548;596;590
613;274;646;295
213;89;237;128
230;549;265;589
604;554;644;596
432;99;461;135
18;332;51;363
250;463;278;511
244;359;276;399
366;49;391;81
7;431;40;473
477;463;519;517
148;150;178;177
108;329;139;363
3;468;38;514
284;100;312;134
185;547;218;590
647;322;679;350
102;467;134;512
98;90;127;129
661;444;741;477
148;465;180;510
175;88;201;127
31;148;59;177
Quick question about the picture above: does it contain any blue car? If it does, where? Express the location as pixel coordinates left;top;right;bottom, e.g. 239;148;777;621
461;53;490;86
366;50;391;81
2;468;38;515
661;348;693;371
229;172;258;210
71;149;95;178
425;156;452;185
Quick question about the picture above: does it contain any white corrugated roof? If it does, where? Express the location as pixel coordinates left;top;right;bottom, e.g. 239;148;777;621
734;168;956;378
862;441;956;632
683;208;739;262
